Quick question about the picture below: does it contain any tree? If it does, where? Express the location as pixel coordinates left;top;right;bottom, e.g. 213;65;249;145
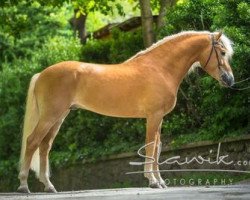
69;1;123;43
32;0;125;43
70;9;88;44
139;0;177;47
36;0;175;46
139;0;154;47
156;0;176;29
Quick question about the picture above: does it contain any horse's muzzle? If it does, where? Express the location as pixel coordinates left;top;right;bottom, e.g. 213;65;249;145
221;72;234;87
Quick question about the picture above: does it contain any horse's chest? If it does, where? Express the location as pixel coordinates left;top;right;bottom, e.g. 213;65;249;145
143;84;177;115
163;95;177;114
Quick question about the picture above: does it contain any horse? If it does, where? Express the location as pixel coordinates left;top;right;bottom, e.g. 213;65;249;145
17;31;234;193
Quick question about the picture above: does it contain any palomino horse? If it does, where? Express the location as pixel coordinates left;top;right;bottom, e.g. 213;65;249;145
18;31;234;193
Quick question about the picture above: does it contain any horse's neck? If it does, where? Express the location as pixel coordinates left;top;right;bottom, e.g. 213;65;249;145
131;34;209;90
164;35;208;85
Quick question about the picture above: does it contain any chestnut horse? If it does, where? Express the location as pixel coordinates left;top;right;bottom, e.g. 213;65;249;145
18;31;234;193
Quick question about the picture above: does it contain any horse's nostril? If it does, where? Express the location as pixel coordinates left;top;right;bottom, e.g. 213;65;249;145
221;73;227;81
221;73;234;87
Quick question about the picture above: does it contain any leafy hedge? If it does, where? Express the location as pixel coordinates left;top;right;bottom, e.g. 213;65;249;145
81;29;143;63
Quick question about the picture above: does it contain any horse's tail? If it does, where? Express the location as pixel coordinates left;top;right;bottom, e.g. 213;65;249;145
20;73;40;177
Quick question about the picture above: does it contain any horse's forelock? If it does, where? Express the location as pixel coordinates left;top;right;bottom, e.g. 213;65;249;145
220;34;234;60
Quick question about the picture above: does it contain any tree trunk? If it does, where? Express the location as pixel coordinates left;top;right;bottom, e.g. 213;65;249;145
157;0;177;29
139;0;154;47
70;9;87;44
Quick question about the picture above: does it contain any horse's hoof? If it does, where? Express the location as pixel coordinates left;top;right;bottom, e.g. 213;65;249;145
44;186;57;193
17;185;30;193
160;182;168;188
149;182;162;189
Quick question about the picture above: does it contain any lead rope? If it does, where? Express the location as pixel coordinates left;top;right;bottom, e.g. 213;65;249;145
228;77;250;91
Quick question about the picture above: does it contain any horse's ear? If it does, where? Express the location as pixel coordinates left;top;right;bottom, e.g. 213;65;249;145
215;31;223;41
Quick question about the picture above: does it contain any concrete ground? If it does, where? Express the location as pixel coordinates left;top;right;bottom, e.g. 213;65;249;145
1;185;250;200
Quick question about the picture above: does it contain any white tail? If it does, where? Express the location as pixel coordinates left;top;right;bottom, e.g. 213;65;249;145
20;73;40;177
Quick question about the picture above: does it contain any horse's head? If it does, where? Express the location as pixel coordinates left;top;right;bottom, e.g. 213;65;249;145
200;32;234;87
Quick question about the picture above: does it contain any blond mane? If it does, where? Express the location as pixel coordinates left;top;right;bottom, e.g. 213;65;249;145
125;31;210;62
126;31;233;64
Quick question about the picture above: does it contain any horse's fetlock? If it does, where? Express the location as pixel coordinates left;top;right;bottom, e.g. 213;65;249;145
18;172;27;180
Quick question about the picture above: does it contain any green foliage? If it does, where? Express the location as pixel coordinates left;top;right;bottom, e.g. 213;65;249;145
52;110;145;166
0;36;81;158
86;1;140;33
82;29;143;63
81;39;112;63
0;1;82;188
109;29;143;63
0;1;72;64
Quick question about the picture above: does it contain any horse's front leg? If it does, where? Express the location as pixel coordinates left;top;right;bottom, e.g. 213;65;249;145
144;113;164;188
153;128;167;188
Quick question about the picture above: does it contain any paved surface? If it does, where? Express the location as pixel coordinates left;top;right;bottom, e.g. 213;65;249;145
1;185;250;200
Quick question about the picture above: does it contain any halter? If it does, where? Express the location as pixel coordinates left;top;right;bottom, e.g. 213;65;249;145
203;34;250;91
203;34;221;70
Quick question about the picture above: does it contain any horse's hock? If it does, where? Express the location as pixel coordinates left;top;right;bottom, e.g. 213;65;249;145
29;135;250;192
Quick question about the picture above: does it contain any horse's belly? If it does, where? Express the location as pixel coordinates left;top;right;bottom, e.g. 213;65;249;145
74;98;146;118
74;81;147;117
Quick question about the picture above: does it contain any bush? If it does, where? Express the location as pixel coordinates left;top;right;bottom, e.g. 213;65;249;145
81;29;143;63
0;1;72;65
0;35;81;161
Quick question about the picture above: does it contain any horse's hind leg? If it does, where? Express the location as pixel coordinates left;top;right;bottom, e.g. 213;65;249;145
39;110;69;193
18;109;68;193
18;117;56;193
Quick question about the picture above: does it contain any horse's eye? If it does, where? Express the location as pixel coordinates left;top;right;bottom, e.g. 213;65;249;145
221;51;226;56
